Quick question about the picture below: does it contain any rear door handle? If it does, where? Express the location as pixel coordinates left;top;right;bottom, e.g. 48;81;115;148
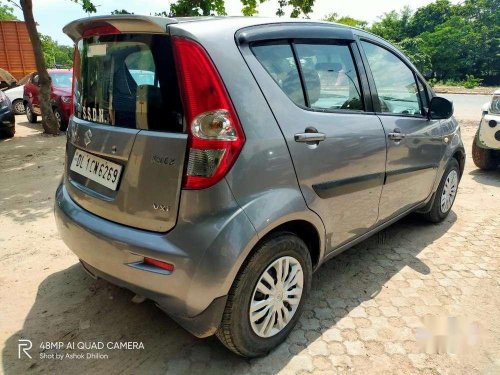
388;128;406;141
294;132;326;143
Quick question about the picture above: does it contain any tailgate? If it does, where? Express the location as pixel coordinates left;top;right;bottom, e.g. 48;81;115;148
64;31;187;232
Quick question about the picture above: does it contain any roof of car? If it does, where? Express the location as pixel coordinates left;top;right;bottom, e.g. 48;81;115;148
63;15;352;41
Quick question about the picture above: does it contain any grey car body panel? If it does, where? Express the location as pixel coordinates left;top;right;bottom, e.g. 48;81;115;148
56;16;464;338
56;177;257;319
66;117;188;232
168;20;328;263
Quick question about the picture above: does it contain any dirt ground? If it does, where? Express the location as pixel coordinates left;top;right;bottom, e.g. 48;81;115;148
1;114;499;375
434;85;497;95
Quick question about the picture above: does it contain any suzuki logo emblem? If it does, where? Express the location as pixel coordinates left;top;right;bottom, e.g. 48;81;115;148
84;129;92;147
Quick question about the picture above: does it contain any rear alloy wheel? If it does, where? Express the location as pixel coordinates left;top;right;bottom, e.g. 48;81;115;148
422;158;460;223
249;256;304;338
26;104;37;123
12;99;25;115
216;233;312;357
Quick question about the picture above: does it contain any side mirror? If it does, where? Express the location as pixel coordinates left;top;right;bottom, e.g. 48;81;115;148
428;96;453;120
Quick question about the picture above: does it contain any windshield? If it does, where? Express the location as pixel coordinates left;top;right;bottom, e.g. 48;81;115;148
49;72;72;88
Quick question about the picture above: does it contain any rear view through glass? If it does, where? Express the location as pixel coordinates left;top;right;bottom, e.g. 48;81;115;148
73;34;183;132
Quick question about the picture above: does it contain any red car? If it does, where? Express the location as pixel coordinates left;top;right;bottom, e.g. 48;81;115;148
23;69;72;130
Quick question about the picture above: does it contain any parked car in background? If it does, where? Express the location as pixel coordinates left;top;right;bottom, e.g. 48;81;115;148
24;69;73;131
4;73;33;115
56;16;465;357
473;89;500;169
0;89;15;138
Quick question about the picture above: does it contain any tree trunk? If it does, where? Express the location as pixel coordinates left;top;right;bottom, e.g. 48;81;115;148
20;0;59;135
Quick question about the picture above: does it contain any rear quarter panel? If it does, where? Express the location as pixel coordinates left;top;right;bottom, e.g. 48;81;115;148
169;20;326;266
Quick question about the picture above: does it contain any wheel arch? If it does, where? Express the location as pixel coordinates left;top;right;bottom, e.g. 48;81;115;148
254;219;322;270
452;147;466;178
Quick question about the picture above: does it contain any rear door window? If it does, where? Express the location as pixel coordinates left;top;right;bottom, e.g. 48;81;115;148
294;43;363;111
251;43;305;106
73;34;183;132
252;41;364;111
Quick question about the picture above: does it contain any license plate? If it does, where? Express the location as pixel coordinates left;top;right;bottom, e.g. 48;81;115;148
70;149;122;190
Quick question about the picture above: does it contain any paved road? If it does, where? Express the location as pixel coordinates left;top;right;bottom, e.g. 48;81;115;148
1;115;499;375
441;94;490;122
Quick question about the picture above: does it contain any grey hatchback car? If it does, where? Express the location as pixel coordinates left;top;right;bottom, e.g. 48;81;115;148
55;15;465;357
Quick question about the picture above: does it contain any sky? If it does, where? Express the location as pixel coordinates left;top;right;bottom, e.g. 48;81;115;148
11;0;461;45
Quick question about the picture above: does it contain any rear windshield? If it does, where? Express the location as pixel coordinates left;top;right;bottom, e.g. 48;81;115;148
73;34;183;132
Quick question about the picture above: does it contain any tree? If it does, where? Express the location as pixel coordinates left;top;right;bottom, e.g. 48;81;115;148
407;0;454;37
165;0;227;16
7;0;96;135
164;0;315;18
40;34;73;67
0;0;16;20
369;7;413;43
111;9;133;15
323;12;367;28
396;37;432;75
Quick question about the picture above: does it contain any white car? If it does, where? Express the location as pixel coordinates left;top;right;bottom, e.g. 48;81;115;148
473;89;500;169
4;73;32;115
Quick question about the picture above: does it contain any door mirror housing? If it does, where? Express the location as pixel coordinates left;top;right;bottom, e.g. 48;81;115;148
428;96;453;120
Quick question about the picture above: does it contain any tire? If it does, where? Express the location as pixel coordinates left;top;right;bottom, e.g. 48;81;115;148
216;232;312;357
472;139;497;170
422;158;460;223
1;127;15;138
12;99;25;115
25;103;37;123
54;108;68;131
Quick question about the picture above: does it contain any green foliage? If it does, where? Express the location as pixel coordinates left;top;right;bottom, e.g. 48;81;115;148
40;34;73;67
0;0;17;20
463;75;483;88
395;37;432;74
323;12;367;28
370;7;413;42
407;0;454;36
166;0;227;16
367;0;499;83
240;0;266;16
111;9;133;15
69;0;96;13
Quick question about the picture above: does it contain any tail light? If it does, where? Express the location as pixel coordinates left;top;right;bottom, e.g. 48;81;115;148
172;36;245;190
70;48;78;116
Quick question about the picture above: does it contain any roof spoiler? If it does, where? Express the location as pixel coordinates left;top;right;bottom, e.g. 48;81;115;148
63;15;178;42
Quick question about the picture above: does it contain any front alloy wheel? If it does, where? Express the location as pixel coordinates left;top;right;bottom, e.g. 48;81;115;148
440;169;458;213
250;256;304;338
421;158;460;223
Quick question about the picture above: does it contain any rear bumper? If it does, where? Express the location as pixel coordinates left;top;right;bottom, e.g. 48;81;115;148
54;182;256;337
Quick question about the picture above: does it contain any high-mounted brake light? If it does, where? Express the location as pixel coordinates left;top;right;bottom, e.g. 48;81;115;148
172;36;245;190
82;25;121;38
